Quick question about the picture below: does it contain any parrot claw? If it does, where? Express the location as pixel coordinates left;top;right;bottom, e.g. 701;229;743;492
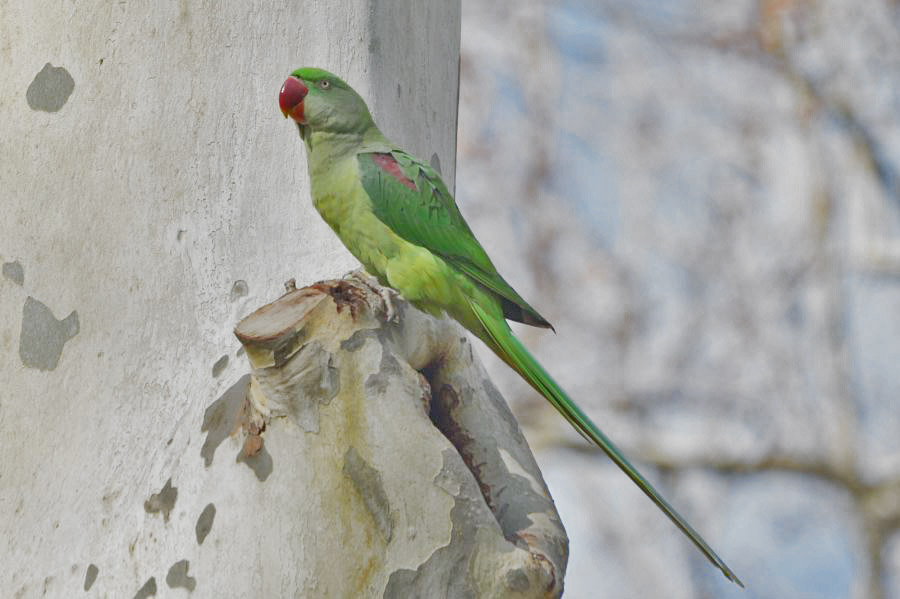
345;270;400;324
380;286;399;323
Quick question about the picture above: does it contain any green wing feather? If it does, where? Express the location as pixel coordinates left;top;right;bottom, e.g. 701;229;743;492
358;150;553;329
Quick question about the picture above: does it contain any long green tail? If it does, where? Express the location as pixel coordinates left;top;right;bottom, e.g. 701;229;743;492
468;300;743;587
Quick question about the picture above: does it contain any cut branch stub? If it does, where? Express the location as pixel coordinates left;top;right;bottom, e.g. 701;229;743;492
235;279;372;369
232;272;568;598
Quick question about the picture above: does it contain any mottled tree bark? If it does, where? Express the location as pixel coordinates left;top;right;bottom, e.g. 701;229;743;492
1;3;467;598
230;272;568;598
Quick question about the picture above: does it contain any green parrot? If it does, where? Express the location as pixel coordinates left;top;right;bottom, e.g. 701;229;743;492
279;67;742;587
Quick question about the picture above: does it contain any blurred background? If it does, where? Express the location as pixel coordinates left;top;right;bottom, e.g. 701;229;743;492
4;1;897;596
455;1;900;597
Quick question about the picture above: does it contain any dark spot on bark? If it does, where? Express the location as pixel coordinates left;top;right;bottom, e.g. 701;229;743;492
236;442;273;481
195;503;216;545
382;450;490;599
340;328;378;352
3;261;24;285
201;375;250;466
230;280;248;301
166;559;196;592
480;378;530;441
429;384;494;511
19;296;79;371
211;354;228;377
429;375;565;567
132;577;157;599
343;446;393;542
26;63;74;112
430;153;442;175
83;564;99;591
39;576;57;597
144;478;177;522
505;568;530;592
365;351;404;395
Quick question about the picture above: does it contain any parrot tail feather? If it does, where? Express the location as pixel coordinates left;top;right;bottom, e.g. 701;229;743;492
467;299;744;588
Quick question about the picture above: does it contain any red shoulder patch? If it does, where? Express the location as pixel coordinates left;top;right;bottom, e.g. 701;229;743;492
371;153;417;191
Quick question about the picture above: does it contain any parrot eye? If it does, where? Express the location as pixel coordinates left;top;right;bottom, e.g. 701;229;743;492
319;80;331;90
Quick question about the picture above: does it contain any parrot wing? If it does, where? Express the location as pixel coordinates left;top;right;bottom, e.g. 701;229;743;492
358;149;552;329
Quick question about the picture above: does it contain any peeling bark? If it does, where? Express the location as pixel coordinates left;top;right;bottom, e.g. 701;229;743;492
232;272;568;598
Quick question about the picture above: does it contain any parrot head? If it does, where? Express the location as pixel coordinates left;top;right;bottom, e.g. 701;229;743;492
280;67;374;139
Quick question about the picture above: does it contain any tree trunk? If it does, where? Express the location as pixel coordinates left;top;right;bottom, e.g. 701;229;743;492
0;2;528;598
228;272;568;597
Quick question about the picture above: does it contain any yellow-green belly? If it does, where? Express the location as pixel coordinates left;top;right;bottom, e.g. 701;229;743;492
309;156;480;325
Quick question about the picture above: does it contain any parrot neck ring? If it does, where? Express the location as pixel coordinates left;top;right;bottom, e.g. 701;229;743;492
280;76;308;124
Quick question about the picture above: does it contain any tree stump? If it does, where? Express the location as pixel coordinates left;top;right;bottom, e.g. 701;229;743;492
230;272;569;598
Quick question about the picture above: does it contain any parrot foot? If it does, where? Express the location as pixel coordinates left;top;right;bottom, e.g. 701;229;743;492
378;286;400;323
344;270;400;324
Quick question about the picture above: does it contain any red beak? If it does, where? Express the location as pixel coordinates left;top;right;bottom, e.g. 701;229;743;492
279;76;308;123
